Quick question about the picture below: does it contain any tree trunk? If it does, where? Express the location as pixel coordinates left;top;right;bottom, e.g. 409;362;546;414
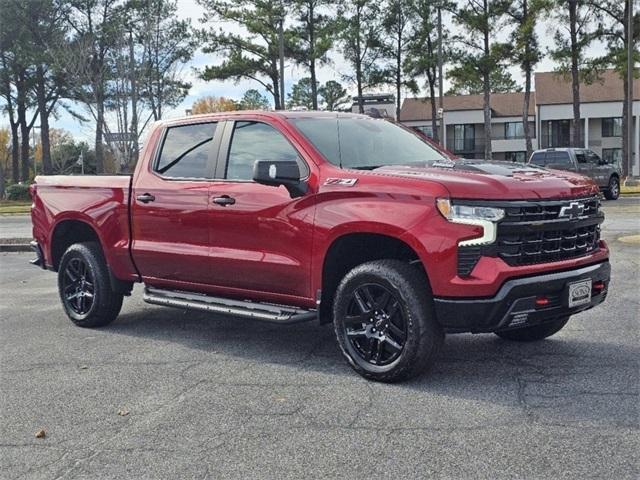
19;119;30;182
428;70;439;144
523;60;533;161
36;65;53;175
621;0;630;177
129;31;139;168
621;72;629;177
309;4;318;110
482;0;492;160
10;123;19;183
396;31;402;120
310;61;318;111
95;83;105;174
569;0;581;148
0;159;4;199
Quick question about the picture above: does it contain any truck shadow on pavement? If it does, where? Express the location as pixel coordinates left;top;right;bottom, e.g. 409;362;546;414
107;304;638;429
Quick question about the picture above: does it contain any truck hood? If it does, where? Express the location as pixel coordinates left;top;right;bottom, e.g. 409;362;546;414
374;160;600;200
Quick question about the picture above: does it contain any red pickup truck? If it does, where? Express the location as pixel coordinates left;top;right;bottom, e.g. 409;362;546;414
30;111;610;382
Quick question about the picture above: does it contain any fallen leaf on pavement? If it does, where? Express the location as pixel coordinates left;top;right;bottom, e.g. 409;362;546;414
35;429;46;438
117;409;129;417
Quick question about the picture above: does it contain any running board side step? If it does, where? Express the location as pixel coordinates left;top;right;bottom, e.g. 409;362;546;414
143;287;317;324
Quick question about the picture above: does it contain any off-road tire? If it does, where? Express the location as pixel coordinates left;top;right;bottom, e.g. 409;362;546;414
58;242;123;328
494;316;570;342
333;260;443;383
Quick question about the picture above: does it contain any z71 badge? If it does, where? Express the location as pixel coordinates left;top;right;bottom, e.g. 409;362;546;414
324;178;358;186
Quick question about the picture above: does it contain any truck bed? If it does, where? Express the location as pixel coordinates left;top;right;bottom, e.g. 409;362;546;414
31;175;137;281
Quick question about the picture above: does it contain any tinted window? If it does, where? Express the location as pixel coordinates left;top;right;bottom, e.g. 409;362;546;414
530;152;546;166
292;117;446;169
226;121;305;180
586;151;600;164
156;123;216;178
546;151;571;166
504;122;524;139
575;151;587;163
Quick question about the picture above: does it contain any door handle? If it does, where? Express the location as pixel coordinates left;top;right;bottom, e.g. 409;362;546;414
212;195;236;206
136;193;155;203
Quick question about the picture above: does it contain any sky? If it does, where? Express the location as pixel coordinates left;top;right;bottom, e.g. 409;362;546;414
1;0;610;143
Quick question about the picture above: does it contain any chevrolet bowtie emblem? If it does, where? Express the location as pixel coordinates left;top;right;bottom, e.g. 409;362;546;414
559;202;585;220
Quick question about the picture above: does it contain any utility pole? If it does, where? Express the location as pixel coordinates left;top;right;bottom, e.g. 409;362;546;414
437;4;444;145
627;0;634;178
279;4;285;110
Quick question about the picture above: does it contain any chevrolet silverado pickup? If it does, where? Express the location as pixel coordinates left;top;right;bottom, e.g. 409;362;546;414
30;111;610;382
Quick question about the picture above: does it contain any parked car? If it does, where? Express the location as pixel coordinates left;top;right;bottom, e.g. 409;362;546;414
528;148;621;200
30;112;610;382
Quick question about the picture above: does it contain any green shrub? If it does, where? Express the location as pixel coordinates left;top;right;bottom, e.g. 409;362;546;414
5;183;31;201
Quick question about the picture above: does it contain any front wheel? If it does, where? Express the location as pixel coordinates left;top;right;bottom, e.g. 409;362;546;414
58;242;123;328
333;260;443;383
494;316;569;342
604;176;620;200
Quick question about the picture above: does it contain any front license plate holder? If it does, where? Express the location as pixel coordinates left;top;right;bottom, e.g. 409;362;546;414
567;279;592;308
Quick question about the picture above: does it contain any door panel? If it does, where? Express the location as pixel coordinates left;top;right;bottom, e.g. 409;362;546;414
207;182;314;298
131;121;221;285
206;120;315;299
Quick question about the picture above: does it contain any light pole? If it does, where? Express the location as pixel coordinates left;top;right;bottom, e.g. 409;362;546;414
278;4;285;110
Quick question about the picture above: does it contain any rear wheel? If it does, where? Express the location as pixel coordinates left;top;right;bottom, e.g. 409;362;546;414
58;242;123;328
494;316;569;342
604;176;620;200
333;260;443;383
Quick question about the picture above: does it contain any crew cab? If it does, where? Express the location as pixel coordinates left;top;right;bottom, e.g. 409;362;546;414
30;112;610;382
529;148;621;200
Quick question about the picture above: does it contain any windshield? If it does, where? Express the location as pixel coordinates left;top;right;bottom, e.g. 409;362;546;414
291;117;448;170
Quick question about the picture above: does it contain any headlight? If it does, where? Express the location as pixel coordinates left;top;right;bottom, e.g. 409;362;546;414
436;198;504;246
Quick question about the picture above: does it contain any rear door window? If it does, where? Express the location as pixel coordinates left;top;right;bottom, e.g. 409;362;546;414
155;123;217;178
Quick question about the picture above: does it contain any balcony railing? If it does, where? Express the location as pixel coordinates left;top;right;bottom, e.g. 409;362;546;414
447;137;485;154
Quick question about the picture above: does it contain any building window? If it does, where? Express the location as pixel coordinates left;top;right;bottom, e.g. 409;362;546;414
451;124;475;152
602;148;622;167
602;118;622;137
505;151;526;163
504;122;524;139
412;125;434;139
542;120;571;148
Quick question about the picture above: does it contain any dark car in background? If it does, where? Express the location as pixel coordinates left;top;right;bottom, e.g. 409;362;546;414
528;148;621;200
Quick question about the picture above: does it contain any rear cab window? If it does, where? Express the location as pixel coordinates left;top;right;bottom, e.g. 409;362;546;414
546;151;572;167
155;122;217;179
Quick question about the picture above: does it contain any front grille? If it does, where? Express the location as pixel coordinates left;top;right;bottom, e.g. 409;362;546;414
457;196;603;276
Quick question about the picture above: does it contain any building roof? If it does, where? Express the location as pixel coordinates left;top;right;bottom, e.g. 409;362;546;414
400;92;535;121
535;69;640;105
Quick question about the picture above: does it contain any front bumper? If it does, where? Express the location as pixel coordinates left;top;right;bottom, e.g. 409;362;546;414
433;261;610;333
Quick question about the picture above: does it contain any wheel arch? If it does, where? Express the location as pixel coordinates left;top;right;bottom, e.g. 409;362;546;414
317;231;431;324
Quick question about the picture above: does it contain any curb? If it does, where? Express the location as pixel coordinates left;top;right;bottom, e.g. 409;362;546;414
0;244;32;252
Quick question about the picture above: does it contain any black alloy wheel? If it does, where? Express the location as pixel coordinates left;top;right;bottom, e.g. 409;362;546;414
344;283;407;366
62;257;95;315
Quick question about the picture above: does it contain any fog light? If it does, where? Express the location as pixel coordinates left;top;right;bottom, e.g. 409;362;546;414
535;296;549;307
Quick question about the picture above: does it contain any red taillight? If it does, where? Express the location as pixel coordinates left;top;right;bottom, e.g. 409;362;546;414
593;281;606;292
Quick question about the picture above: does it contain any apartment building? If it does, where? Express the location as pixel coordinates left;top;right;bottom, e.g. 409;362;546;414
401;92;535;162
400;69;639;175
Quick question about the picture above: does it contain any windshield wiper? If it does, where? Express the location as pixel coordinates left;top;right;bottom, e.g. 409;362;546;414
350;165;384;170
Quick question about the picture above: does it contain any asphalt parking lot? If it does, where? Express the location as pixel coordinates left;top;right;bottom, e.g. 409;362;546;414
1;197;638;480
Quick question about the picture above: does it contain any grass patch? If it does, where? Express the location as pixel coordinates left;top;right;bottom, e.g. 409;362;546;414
0;200;31;214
